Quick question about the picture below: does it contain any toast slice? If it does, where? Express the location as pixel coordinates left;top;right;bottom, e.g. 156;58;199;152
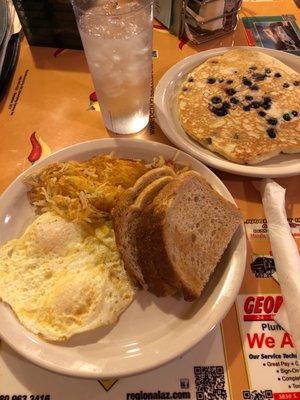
121;175;175;294
113;166;176;286
137;171;243;300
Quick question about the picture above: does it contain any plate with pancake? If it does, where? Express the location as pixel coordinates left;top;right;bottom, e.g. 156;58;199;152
0;138;246;378
154;46;300;177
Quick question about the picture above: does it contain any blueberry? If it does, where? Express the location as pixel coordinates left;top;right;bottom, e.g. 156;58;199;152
267;128;276;138
250;85;259;91
263;97;272;103
207;78;216;84
267;118;278;126
254;74;266;81
211;106;228;117
243;77;252;86
249;66;257;70
226;79;233;84
283;113;291;121
225;88;236;96
258;111;266;117
230;97;239;104
251;101;261;109
211;96;222;104
188;77;194;82
243;105;251;112
263;103;271;110
245;95;253;101
274;72;282;78
294;81;300;86
292;111;298;117
182;87;188;92
265;68;271;74
283;82;290;88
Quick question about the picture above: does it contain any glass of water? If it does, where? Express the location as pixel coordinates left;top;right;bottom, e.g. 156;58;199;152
71;0;153;135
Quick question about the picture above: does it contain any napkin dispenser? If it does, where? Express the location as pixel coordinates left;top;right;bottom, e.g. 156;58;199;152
170;0;243;44
11;0;83;49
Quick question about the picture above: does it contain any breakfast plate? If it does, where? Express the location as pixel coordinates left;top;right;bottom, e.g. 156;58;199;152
0;138;246;378
154;46;300;178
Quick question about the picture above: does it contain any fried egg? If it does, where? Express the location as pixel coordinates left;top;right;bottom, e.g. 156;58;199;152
0;212;135;341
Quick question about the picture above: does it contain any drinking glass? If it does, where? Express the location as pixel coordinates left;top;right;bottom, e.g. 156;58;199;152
71;0;153;134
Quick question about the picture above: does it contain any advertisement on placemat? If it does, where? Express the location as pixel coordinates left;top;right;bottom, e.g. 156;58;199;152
0;325;231;400
236;294;300;400
242;15;300;56
244;217;300;241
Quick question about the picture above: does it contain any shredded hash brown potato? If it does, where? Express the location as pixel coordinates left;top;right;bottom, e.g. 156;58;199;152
25;155;150;225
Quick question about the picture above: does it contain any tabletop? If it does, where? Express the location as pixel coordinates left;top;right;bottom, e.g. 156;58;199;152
0;1;300;399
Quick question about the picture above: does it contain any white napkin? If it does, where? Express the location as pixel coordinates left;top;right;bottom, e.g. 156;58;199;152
187;0;225;31
258;179;300;358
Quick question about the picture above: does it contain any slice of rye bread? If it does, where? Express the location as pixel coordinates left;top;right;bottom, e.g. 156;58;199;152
137;171;243;301
112;166;176;286
120;175;176;294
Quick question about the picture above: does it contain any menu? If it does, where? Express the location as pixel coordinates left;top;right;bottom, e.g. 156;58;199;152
0;325;229;400
1;1;300;397
237;294;300;400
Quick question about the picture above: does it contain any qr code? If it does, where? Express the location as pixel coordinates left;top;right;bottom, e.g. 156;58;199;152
194;365;227;400
243;390;273;400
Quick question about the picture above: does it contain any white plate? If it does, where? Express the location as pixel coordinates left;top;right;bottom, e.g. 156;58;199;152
0;138;246;379
154;46;300;178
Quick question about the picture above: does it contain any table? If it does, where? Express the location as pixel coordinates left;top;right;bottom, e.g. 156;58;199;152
0;1;300;399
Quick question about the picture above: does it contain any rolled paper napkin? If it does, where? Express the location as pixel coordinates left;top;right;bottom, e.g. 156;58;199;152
272;272;291;333
258;179;300;358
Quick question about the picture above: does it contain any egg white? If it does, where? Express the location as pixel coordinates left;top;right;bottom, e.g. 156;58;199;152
0;212;135;341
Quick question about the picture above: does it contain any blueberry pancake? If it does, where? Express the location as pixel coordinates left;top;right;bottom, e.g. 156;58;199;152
178;49;300;164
